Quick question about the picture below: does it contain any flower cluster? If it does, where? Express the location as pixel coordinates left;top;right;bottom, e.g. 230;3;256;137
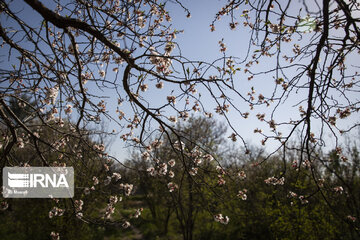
74;199;84;218
214;213;230;224
238;170;246;180
49;207;65;218
104;195;120;219
148;47;173;75
333;186;343;194
44;86;59;105
120;183;133;196
264;176;285;185
50;231;60;240
131;208;143;219
167;182;178;192
237;189;247;200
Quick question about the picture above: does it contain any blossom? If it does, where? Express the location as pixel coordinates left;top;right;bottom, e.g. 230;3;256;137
299;195;309;204
50;232;60;240
264;176;285;185
288;191;297;198
168;159;176;167
334;186;343;194
167;182;178;192
238;170;246;180
167;95;176;104
122;221;131;229
237;189;247;200
347;215;356;222
49;207;64;218
120;183;133;196
189;167;198;176
65;104;73;114
99;70;106;77
147;167;156;176
168;170;175;178
112;173;122;181
92;176;99;185
45;86;59;105
140;84;148;92
214;213;229;224
156;81;164;89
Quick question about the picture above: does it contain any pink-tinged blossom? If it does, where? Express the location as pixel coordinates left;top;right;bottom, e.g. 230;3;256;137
120;183;133;196
167;182;178;192
74;200;83;212
17;138;25;148
218;175;226;185
50;231;60;240
104;176;111;186
237;189;248;200
83;187;90;195
167;95;176;104
318;178;324;187
238;170;246;180
264;176;285;185
168;170;175;178
214;213;229;224
112;173;121;181
299;195;309;204
216;166;226;175
49;207;64;219
203;154;214;162
99;70;106;77
156;81;164;89
347;215;356;222
141;151;150;161
168;159;176;167
334;186;344;194
65;104;73;114
131;208;143;218
140;84;148;92
45;86;59;105
174;141;185;150
92;176;99;185
122;221;131;229
189;167;198;176
158;163;168;175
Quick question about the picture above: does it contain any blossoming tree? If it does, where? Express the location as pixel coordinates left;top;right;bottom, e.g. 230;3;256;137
0;0;359;238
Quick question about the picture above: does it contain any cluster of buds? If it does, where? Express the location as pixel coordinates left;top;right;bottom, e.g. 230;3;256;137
122;221;131;229
287;191;298;198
